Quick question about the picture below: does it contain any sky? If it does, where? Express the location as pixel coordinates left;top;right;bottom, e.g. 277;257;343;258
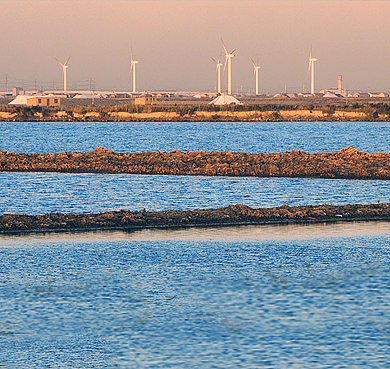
1;0;390;94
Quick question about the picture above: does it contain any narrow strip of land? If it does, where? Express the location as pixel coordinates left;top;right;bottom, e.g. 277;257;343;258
1;147;389;180
0;100;389;122
1;203;389;234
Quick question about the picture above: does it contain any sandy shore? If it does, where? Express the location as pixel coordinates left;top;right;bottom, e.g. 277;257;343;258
1;203;389;234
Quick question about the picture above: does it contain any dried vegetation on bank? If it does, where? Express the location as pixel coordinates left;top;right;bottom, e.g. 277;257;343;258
1;147;389;180
1;203;389;233
0;102;389;121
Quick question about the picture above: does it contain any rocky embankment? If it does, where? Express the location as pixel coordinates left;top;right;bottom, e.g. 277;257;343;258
1;147;390;180
1;203;389;233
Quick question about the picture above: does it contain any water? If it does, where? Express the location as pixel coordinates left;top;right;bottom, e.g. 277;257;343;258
0;172;389;215
1;121;390;367
1;121;390;154
1;121;389;215
1;223;390;368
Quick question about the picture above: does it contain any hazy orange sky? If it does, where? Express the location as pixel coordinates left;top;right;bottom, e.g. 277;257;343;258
1;0;390;93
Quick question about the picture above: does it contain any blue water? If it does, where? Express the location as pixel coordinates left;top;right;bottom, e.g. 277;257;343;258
1;121;390;367
1;121;390;154
1;223;390;368
0;172;389;215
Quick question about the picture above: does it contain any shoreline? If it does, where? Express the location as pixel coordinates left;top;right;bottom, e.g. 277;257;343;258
1;203;389;234
1;147;390;180
1;100;390;122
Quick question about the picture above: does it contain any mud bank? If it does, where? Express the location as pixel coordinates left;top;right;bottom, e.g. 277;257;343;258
1;147;390;180
1;203;389;234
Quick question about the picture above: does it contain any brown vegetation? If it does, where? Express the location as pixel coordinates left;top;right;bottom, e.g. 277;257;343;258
1;101;390;121
1;147;390;180
1;203;389;233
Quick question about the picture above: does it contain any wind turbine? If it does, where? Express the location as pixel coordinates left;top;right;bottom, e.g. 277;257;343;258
251;58;261;96
308;48;318;95
56;56;71;92
212;55;223;94
131;48;139;94
221;38;236;95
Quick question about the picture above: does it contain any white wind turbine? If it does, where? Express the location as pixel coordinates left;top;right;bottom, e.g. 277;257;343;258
212;55;223;94
221;39;236;95
308;49;318;95
131;48;139;94
251;58;261;96
56;56;71;92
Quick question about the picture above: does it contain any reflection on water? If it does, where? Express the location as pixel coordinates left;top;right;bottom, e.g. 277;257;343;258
1;220;390;245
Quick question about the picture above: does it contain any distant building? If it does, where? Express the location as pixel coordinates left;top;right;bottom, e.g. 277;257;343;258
368;92;389;98
320;88;347;97
9;95;61;106
274;93;296;98
110;92;131;98
12;87;24;96
352;92;371;98
134;95;155;105
27;96;61;107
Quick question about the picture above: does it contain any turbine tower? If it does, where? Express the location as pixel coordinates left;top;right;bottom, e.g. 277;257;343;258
131;48;139;94
221;38;236;95
308;49;318;95
251;58;261;96
56;56;71;92
212;56;223;93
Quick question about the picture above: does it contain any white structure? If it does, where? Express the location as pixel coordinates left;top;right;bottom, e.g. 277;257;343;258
338;75;342;95
212;57;223;94
8;94;31;105
221;39;235;95
73;93;104;99
131;49;139;94
8;94;61;106
209;93;242;105
308;49;318;95
56;56;71;92
251;58;261;95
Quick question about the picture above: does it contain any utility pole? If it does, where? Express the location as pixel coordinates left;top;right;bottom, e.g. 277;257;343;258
89;78;93;91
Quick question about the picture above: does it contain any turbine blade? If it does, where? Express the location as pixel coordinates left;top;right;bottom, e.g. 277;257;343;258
55;58;64;67
231;49;236;55
65;55;71;66
221;38;228;55
251;58;256;67
222;56;228;78
211;57;217;64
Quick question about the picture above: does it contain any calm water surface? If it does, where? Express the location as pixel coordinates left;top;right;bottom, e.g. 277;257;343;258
1;121;390;367
1;172;389;215
1;121;390;154
0;223;390;368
